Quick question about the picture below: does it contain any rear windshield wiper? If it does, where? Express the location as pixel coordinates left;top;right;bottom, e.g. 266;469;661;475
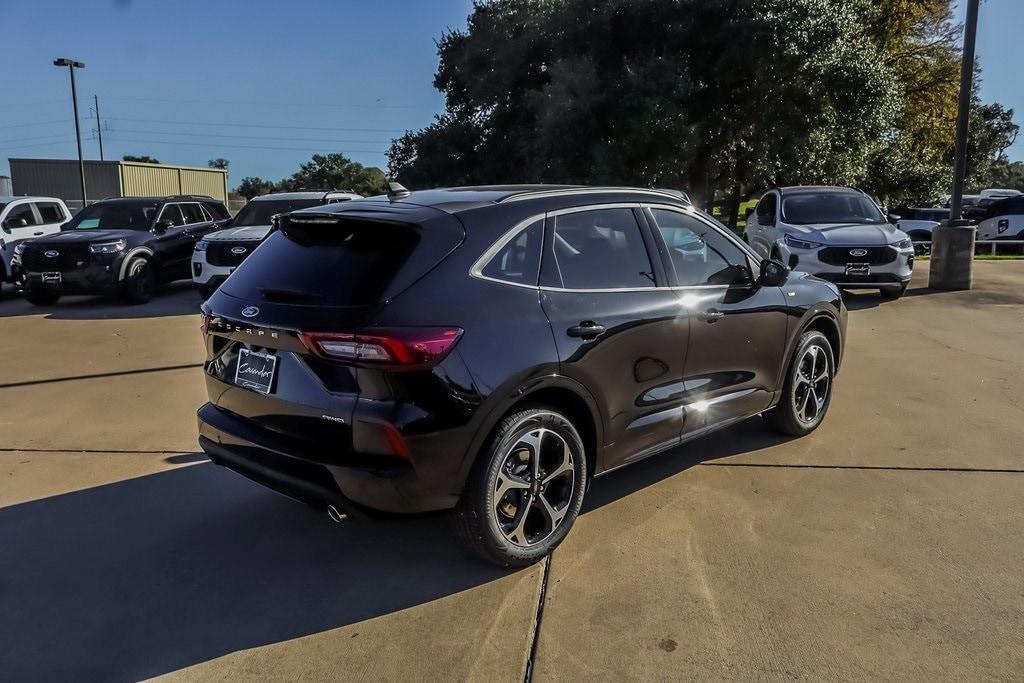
259;287;322;304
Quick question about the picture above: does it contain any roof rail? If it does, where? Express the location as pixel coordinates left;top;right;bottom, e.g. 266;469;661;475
500;187;690;204
167;194;215;200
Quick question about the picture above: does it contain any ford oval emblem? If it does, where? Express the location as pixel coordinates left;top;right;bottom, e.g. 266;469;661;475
44;250;59;258
241;306;259;318
231;246;248;255
849;249;868;257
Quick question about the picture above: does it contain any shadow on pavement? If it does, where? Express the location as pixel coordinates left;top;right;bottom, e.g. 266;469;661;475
0;281;201;320
0;463;510;680
0;418;790;680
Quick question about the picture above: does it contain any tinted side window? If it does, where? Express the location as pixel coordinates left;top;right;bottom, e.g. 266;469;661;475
6;203;38;226
481;219;542;285
651;209;750;286
35;202;66;223
159;204;185;226
180;203;205;224
552;208;654;289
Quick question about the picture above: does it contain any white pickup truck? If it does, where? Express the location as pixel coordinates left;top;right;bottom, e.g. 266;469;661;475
1;196;72;294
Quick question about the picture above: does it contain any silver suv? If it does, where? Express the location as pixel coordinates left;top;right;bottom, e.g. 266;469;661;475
745;186;914;299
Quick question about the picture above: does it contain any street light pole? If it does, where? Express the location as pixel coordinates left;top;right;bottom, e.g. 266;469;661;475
53;58;87;208
929;0;979;291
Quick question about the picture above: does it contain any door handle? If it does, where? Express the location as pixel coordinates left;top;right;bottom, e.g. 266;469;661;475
698;309;724;323
33;231;44;236
567;321;606;339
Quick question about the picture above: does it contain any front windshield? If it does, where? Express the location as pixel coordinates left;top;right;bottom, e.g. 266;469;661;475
66;202;158;231
232;198;325;227
782;193;886;225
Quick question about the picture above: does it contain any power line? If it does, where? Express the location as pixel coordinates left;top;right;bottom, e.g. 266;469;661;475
104;116;407;134
0;119;69;131
0;139;74;151
0;132;74;146
107;127;393;145
101;95;423;110
104;135;389;156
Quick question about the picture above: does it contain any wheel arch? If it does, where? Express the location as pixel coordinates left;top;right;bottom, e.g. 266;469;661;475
117;247;156;281
802;312;843;371
459;377;604;490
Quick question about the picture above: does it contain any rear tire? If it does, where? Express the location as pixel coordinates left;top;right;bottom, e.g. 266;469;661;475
25;286;60;306
453;408;587;567
121;257;157;304
765;331;834;437
881;282;908;299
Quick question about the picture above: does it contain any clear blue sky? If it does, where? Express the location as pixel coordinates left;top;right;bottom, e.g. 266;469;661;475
1;0;1020;190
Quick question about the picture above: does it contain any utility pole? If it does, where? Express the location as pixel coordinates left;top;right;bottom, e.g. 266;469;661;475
53;58;87;207
93;95;105;161
949;0;980;221
929;0;979;291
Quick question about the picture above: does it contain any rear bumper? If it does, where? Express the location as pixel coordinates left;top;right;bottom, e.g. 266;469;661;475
197;402;460;515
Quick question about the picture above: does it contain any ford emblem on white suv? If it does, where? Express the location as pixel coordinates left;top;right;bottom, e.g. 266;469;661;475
231;246;248;255
241;306;259;318
44;250;59;258
849;248;868;257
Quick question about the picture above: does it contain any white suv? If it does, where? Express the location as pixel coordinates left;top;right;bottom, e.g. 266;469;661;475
746;186;915;299
1;196;71;294
192;190;360;298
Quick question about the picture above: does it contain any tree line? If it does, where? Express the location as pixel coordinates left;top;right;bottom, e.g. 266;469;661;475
386;0;1019;223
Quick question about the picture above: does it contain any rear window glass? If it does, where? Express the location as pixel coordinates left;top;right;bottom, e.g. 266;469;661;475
36;202;66;223
222;219;421;306
552;208;654;289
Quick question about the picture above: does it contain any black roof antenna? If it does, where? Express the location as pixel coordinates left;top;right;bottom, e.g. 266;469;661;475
386;178;411;201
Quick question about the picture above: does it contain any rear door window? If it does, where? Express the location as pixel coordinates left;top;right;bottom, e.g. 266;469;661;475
35;202;66;224
551;208;655;289
480;219;543;285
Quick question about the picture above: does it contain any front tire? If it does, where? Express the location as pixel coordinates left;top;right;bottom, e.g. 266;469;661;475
121;257;157;304
453;408;587;567
765;330;834;436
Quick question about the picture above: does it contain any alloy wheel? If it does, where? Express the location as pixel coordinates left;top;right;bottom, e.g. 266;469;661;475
793;344;830;423
492;427;576;547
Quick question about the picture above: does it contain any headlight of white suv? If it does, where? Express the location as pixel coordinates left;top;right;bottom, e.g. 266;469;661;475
784;234;822;250
194;239;208;252
892;238;913;250
13;242;27;256
88;239;127;254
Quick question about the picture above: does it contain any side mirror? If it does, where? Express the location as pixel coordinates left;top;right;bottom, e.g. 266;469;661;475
759;259;789;287
3;217;28;231
757;212;775;227
153;219;174;234
887;213;901;223
707;263;754;287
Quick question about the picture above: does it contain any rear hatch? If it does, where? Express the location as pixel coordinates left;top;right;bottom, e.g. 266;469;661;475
201;203;464;456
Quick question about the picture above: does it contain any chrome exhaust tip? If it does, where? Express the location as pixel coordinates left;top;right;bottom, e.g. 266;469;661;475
326;505;346;523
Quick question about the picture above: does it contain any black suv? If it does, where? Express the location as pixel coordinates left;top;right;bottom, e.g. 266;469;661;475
19;195;229;305
197;185;847;566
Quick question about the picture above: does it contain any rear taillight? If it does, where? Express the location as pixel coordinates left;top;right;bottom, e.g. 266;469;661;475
298;327;463;368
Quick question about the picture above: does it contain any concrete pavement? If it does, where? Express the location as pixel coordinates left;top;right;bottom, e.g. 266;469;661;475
2;263;1023;680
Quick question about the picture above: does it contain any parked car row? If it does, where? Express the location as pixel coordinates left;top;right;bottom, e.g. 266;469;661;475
2;190;360;305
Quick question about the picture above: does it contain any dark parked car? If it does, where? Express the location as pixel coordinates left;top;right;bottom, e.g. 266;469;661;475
18;195;229;305
197;185;847;566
